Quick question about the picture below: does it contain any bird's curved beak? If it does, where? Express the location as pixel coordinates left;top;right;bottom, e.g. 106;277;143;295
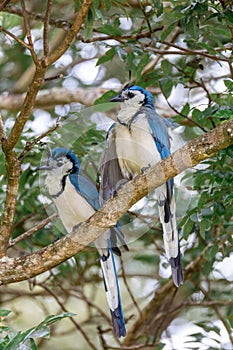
109;94;126;102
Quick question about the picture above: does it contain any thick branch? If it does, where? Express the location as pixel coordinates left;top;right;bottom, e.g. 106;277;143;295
0;150;21;257
0;119;232;284
2;67;46;153
0;67;46;257
0;87;110;110
0;2;92;257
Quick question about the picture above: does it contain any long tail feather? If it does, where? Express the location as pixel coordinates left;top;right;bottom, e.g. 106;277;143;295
99;241;126;338
170;246;183;287
157;187;184;287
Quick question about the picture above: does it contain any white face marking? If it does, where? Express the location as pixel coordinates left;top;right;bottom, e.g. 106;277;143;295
122;89;145;107
117;90;146;124
44;156;73;196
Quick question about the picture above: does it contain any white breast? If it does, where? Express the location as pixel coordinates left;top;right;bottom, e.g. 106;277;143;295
115;115;161;178
52;178;95;233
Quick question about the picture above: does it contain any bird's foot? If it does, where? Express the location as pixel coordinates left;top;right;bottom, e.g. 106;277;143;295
141;164;151;173
113;179;128;197
72;223;82;232
52;235;63;243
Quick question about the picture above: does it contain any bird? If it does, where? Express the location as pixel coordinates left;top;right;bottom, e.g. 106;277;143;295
99;84;184;287
39;147;127;337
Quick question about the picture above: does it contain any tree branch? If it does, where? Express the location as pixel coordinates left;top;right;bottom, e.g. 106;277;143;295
0;25;30;49
20;0;39;65
0;1;92;258
123;239;220;346
8;213;58;249
44;0;92;67
0;119;232;284
43;0;53;56
0;87;110;110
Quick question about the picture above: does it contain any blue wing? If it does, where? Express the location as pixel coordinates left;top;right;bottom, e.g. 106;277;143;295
70;171;128;335
147;109;183;286
69;173;100;210
147;109;174;197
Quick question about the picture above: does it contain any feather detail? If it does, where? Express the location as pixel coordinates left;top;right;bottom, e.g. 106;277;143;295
157;189;183;286
99;240;126;338
43;148;127;335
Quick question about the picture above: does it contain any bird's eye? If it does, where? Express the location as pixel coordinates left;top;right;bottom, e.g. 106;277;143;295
57;161;63;167
128;91;135;98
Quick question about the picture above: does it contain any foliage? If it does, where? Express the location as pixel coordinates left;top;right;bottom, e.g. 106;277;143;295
0;0;232;349
0;310;74;350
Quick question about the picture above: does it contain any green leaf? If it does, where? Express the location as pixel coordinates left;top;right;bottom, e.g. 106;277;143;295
161;22;177;41
101;0;112;11
224;9;233;25
24;325;50;341
182;218;194;240
199;219;211;240
4;331;25;350
180;102;190;116
224;79;233;92
98;24;122;36
96;47;116;66
204;243;218;261
115;46;127;62
203;260;213;276
192;108;202;120
151;0;163;17
209;244;218;259
38;312;75;327
161;59;173;76
94;90;117;104
160;79;173;99
198;42;216;55
0;309;11;317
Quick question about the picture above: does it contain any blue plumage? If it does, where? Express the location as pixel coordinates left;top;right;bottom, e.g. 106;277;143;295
40;147;127;337
100;84;184;287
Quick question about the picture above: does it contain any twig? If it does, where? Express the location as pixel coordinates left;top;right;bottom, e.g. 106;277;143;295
120;256;142;318
158;81;208;133
68;289;111;324
161;40;229;62
81;27;164;43
20;0;38;65
18;116;61;161
5;5;71;31
40;283;99;350
141;27;182;77
0;26;30;49
44;73;64;82
0;0;11;11
199;286;233;345
139;2;152;34
45;0;93;67
98;325;109;350
187;300;233;307
104;343;161;349
200;78;216;128
43;0;53;56
8;213;58;249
